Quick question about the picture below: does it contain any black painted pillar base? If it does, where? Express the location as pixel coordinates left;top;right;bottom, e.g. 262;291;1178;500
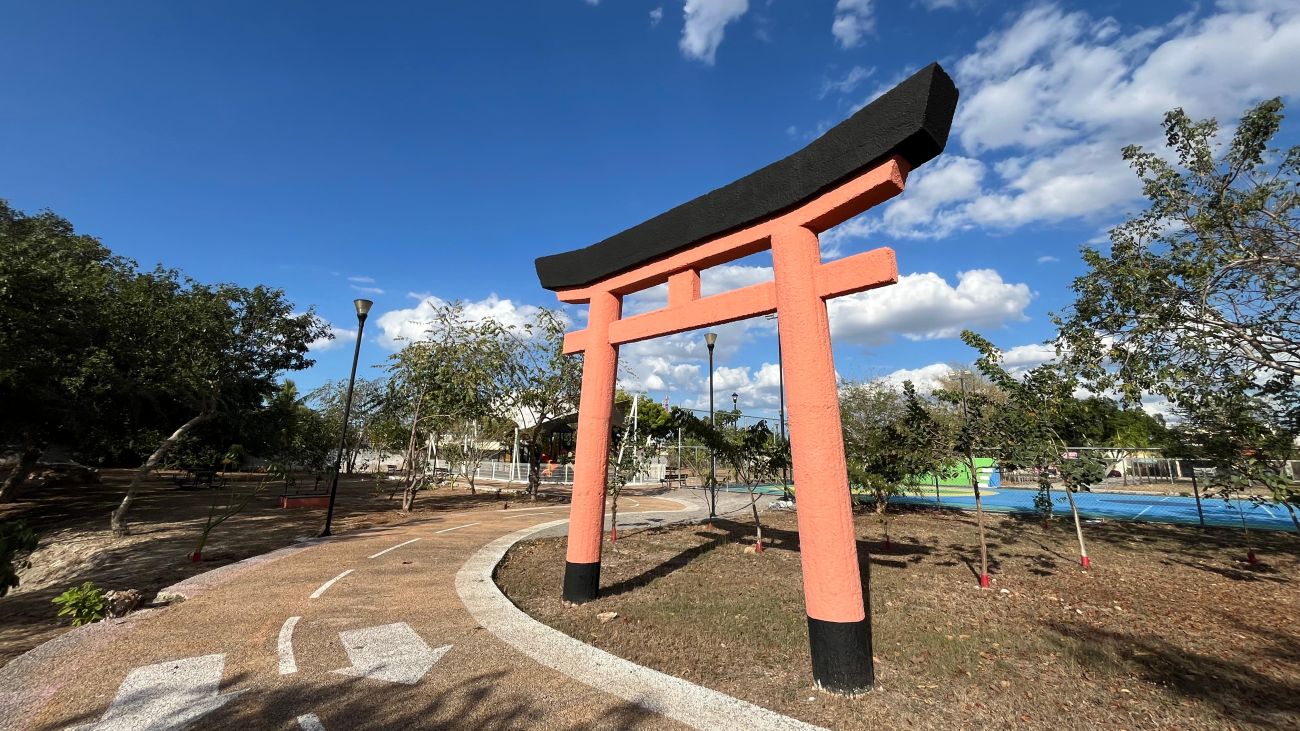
563;561;600;604
807;616;874;694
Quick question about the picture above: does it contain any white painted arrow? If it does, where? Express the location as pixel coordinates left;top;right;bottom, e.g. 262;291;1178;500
72;654;240;731
332;623;450;685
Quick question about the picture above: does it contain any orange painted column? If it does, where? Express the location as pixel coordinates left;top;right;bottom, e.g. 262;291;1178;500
562;289;622;603
770;225;874;693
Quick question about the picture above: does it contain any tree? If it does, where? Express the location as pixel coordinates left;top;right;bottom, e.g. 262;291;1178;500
108;279;328;534
839;377;964;553
1173;385;1300;544
964;333;1107;570
1058;98;1298;396
385;301;519;509
0;202;128;501
500;309;582;499
1056;98;1300;540
673;409;786;551
606;421;656;544
308;377;387;474
933;365;1006;588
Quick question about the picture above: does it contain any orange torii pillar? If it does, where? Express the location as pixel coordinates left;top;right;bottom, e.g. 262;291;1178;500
554;156;909;693
537;62;957;693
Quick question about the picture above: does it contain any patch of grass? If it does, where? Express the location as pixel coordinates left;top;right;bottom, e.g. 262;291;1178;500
497;507;1300;730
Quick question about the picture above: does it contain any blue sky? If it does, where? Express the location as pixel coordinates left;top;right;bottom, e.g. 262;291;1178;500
3;1;1298;421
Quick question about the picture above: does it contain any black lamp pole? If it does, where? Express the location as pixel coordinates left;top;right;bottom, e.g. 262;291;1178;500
705;332;718;521
320;298;372;538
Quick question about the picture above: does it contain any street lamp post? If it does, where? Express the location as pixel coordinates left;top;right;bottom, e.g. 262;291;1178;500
320;298;373;538
731;391;738;412
705;332;718;522
767;313;791;500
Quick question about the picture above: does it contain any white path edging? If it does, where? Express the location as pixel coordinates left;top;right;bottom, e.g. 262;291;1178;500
454;505;825;731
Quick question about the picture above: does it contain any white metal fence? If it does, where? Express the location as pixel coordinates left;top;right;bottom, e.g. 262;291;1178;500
438;459;669;486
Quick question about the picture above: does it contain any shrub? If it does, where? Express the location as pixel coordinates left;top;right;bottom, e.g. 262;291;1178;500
52;582;108;626
0;520;38;597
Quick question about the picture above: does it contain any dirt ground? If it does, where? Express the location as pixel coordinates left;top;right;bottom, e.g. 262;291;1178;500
497;504;1300;731
0;468;550;665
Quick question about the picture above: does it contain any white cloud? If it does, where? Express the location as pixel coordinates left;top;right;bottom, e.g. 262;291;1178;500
347;275;376;283
832;0;875;48
650;6;664;27
828;269;1034;345
878;362;955;393
374;293;549;349
1001;342;1057;369
833;1;1300;241
680;0;749;65
308;325;357;352
350;285;385;295
819;65;875;98
1037;255;1059;264
877;341;1056;393
827;154;987;241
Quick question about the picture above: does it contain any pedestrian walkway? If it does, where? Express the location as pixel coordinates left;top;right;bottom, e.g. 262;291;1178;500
0;491;800;731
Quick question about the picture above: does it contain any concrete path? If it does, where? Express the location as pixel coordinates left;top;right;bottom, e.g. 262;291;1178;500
0;489;796;731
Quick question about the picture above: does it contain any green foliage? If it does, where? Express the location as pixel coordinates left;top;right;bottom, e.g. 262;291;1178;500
0;520;38;597
1055;98;1300;516
0;198;331;514
840;380;955;513
52;582;108;626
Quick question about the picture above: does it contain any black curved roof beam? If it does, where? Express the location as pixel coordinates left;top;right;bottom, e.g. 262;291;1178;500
535;62;958;292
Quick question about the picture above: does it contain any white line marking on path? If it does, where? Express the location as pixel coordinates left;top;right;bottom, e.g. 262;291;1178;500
1135;504;1156;518
433;522;479;534
368;538;422;559
278;616;301;675
297;713;326;731
310;569;354;599
71;654;242;731
333;623;451;684
1259;504;1276;518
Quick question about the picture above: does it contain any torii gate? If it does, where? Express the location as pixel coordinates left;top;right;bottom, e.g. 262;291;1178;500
534;63;957;694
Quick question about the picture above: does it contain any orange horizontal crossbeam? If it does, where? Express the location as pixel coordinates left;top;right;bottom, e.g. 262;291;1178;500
562;246;897;354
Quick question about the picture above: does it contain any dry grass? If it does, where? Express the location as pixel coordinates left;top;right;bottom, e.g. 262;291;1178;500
497;505;1300;731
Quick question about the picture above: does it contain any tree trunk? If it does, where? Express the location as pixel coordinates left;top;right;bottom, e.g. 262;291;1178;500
111;411;210;536
969;456;990;587
1063;486;1091;569
1283;500;1300;536
400;399;423;513
610;500;618;544
528;447;541;500
0;444;42;503
749;490;765;552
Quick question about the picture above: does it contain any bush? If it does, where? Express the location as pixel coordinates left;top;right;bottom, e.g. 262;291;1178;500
0;520;38;598
52;582;108;626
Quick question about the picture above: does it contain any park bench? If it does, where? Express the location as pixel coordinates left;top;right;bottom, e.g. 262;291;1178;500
660;467;688;488
279;473;329;509
171;468;225;490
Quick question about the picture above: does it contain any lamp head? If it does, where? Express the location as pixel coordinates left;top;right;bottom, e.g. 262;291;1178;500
354;299;374;318
704;332;718;349
731;392;738;406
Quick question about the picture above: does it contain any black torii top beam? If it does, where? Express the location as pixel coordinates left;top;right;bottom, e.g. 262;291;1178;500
534;62;959;292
